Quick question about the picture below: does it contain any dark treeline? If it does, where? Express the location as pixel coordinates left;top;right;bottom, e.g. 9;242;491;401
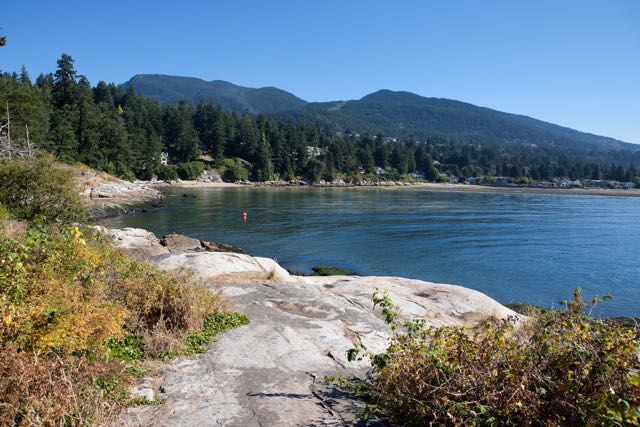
1;54;638;184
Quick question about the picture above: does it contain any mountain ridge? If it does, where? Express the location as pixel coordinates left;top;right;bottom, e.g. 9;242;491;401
124;74;308;114
123;75;639;162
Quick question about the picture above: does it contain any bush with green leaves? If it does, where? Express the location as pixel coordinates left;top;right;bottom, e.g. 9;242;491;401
0;202;10;227
176;161;205;180
336;289;640;426
154;164;179;181
0;154;86;225
223;158;250;182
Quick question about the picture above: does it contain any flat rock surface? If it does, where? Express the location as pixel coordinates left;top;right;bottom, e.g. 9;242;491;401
104;228;520;426
121;282;389;426
95;226;169;260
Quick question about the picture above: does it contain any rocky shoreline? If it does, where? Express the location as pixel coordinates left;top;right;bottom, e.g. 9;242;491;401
75;169;164;219
99;226;520;426
81;174;640;221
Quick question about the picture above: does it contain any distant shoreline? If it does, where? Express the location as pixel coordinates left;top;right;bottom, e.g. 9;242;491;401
162;180;640;198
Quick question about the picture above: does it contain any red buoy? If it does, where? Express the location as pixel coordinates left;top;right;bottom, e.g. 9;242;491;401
242;211;247;221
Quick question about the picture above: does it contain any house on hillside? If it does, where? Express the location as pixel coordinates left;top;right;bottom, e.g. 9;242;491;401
307;146;322;158
495;177;508;187
558;178;572;188
160;152;169;165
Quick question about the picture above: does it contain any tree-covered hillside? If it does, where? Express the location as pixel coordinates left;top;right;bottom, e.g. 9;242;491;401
1;54;639;185
120;75;640;168
124;74;307;114
279;90;640;167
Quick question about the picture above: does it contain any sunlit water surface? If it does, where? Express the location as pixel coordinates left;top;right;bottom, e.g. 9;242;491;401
102;187;640;317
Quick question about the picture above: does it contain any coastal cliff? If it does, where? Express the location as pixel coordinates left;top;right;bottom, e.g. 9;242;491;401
101;227;519;426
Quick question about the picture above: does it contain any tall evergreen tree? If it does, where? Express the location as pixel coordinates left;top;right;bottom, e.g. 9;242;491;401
52;54;77;109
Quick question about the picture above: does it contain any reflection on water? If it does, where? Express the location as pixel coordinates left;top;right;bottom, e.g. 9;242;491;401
102;187;640;317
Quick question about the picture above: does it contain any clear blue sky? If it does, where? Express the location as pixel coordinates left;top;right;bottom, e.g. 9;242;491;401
3;0;639;143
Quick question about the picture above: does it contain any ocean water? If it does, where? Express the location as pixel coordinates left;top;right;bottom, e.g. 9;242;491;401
102;187;640;317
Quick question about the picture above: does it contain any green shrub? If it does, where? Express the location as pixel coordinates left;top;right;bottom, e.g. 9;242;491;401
155;164;178;181
176;161;205;180
0;154;86;225
336;289;640;426
222;159;250;182
0;203;11;230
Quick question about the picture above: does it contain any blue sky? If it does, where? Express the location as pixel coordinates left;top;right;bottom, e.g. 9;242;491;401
2;0;639;143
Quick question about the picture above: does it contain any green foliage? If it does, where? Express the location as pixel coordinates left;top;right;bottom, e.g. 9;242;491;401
155;164;178;181
131;396;166;406
0;226;225;355
337;289;640;426
0;202;11;226
107;335;145;362
175;161;205;180
280;89;640;166
175;312;249;357
312;265;356;276
223;158;250;182
0;154;86;225
3;56;639;184
124;74;640;168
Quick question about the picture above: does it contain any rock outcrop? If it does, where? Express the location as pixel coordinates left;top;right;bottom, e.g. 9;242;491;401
101;227;520;426
201;240;242;253
95;226;169;260
95;227;243;262
155;252;293;283
160;233;203;253
76;170;163;217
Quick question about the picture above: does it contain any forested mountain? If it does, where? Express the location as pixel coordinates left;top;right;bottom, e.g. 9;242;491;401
123;75;639;167
124;74;307;114
280;90;639;165
1;54;639;185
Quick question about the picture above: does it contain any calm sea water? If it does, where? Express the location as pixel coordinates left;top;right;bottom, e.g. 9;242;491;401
102;187;640;317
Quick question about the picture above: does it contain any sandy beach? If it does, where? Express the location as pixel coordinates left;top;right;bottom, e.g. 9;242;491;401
161;180;640;198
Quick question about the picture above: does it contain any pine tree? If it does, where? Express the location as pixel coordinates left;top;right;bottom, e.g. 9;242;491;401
251;134;273;181
76;77;100;167
235;110;258;159
52;54;78;109
19;66;31;86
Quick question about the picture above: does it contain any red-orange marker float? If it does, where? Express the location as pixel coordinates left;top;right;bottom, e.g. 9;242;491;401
242;211;247;221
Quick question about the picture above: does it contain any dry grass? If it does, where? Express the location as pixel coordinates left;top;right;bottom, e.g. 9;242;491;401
0;344;130;426
0;226;232;425
208;268;288;285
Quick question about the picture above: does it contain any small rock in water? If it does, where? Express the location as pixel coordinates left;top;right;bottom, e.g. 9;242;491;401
201;240;242;253
160;233;203;253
